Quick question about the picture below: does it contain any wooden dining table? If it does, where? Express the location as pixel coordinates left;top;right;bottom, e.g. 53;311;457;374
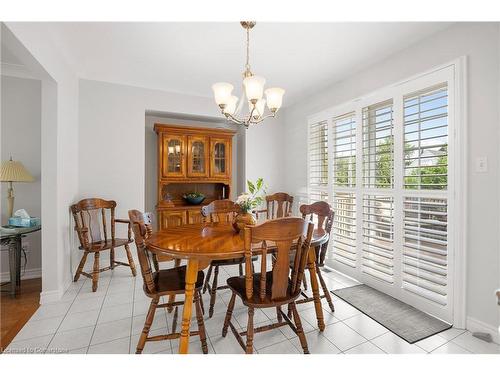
146;221;329;354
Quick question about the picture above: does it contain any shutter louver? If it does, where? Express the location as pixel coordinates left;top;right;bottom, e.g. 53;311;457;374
362;195;394;283
402;197;448;305
404;84;448;190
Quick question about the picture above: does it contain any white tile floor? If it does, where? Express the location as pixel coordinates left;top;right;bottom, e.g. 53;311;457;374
5;264;500;354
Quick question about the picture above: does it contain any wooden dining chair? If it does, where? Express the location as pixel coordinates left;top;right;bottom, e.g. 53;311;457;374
143;212;181;274
71;198;137;292
141;212;190;313
222;217;314;354
255;192;294;220
128;209;208;354
294;201;335;313
201;199;256;318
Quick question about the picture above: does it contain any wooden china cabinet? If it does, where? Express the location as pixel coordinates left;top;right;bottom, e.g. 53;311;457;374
154;123;235;230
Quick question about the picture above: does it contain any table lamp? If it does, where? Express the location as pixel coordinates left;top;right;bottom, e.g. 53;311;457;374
0;157;35;219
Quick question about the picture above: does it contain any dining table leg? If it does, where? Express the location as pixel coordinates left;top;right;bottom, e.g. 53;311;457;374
306;247;325;331
178;258;199;354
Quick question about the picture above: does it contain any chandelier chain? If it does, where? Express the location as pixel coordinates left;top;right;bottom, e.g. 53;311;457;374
245;26;250;73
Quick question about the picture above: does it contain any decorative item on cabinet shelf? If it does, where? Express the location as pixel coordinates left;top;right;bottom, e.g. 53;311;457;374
232;177;266;233
182;192;206;205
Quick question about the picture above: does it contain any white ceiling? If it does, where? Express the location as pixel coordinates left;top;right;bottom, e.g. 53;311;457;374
44;22;452;106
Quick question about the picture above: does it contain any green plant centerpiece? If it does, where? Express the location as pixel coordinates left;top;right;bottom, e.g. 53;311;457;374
232;178;266;233
182;191;205;205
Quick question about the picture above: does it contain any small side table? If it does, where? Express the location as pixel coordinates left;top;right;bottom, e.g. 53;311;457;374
0;225;41;297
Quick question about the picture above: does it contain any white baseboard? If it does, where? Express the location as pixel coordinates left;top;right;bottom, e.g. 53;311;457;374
466;316;499;344
0;267;41;282
39;288;63;304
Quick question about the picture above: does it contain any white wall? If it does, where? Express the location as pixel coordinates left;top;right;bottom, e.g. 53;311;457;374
4;22;80;303
78;80;223;232
0;75;41;280
281;22;500;332
245;116;286;195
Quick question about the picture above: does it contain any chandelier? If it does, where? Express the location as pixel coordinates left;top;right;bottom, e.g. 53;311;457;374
212;21;285;128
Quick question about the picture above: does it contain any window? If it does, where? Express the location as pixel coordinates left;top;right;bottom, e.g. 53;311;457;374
308;120;328;202
307;64;458;323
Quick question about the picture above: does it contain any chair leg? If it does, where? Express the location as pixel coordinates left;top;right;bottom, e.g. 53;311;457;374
136;297;159;354
203;265;213;294
209;265;219;318
110;247;115;269
195;290;208;354
290;302;309;354
199;291;205;315
276;306;283;323
238;262;243;276
222;292;236;337
92;252;100;292
245;307;255;354
74;251;89;282
171;305;179;333
302;275;308;290
124;244;137;277
317;264;335;312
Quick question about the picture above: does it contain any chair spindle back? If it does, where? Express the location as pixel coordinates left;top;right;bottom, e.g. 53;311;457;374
299;201;334;266
265;193;294;220
243;217;314;301
201;199;241;223
71;198;117;249
128;209;156;294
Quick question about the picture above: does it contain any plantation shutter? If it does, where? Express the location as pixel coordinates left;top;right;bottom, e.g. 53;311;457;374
332;113;356;187
404;84;448;190
331;192;357;268
308;120;329;202
362;195;394;283
363;100;394;188
402;197;448;305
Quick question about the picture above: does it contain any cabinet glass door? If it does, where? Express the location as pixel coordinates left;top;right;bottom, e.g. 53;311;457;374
162;135;186;178
187;136;209;177
210;138;230;178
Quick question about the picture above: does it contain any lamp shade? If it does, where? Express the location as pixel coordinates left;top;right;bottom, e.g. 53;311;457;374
265;87;285;111
0;159;34;182
212;82;234;106
243;75;266;101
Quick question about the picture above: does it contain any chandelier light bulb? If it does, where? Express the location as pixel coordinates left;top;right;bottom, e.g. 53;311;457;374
265;87;285;111
243;75;266;102
212;82;234;106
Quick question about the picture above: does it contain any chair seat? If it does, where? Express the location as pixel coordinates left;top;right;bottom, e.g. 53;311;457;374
212;255;258;266
79;238;133;252
227;271;300;307
147;266;205;296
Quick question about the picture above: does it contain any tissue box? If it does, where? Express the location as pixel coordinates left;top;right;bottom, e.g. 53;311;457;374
8;217;41;227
